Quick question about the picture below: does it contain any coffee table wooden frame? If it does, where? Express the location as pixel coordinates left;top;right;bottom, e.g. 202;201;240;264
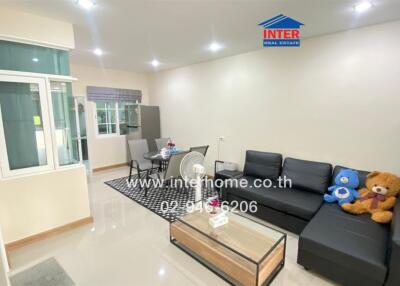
170;211;286;286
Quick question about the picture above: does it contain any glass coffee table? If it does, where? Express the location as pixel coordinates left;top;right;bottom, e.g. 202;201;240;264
170;208;286;285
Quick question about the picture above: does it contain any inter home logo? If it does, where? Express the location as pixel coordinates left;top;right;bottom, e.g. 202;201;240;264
259;14;304;47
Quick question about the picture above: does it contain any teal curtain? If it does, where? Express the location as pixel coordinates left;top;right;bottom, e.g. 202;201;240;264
0;40;70;75
0;82;45;170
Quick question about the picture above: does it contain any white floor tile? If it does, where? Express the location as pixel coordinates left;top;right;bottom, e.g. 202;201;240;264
8;166;334;286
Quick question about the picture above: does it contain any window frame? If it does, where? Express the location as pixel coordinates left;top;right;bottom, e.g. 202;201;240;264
95;101;118;137
95;100;138;138
0;74;55;177
0;70;81;179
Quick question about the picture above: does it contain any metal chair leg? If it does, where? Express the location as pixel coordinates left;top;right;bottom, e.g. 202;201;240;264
137;168;142;192
128;160;133;182
145;169;150;197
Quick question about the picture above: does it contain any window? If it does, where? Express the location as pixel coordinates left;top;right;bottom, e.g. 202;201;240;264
0;40;70;76
0;75;54;176
96;101;117;135
0;41;81;178
95;101;137;136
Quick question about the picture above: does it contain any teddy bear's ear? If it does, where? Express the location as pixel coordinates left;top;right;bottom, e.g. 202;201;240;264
367;171;380;178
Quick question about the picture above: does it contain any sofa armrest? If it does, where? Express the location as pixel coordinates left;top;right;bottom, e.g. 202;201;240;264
214;160;225;177
385;199;400;286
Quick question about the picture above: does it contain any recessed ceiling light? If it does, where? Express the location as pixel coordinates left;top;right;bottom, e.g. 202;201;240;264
354;2;372;13
32;58;39;62
93;48;103;56
158;268;166;277
77;0;94;10
151;59;160;67
208;42;223;52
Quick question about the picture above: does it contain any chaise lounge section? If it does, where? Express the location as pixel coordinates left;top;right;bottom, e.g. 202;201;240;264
298;166;400;286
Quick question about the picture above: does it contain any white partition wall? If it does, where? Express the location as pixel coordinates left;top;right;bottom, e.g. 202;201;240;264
0;226;10;286
0;12;91;247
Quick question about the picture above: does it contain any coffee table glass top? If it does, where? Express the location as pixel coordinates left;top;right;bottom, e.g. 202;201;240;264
176;209;285;263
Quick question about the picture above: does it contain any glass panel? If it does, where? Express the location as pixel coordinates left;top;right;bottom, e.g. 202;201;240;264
107;110;116;123
0;40;70;75
118;101;136;135
98;124;108;134
96;101;116;134
119;123;128;135
96;101;107;109
110;124;116;133
0;82;48;170
50;81;79;166
97;110;107;124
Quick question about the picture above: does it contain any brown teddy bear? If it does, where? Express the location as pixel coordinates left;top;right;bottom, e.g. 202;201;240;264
342;171;400;223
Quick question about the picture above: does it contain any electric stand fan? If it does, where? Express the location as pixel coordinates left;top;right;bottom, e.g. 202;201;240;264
180;151;206;208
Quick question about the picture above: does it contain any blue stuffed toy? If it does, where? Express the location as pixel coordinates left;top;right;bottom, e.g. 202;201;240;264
324;169;360;205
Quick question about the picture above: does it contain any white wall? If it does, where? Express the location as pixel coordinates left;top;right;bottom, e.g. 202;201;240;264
149;21;400;175
71;64;150;169
0;166;90;244
0;8;74;49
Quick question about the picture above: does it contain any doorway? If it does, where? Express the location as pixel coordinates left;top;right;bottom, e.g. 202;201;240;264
74;96;91;171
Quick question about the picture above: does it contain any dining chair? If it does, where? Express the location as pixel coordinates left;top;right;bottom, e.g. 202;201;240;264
128;139;159;194
155;138;170;151
189;145;209;157
151;151;189;195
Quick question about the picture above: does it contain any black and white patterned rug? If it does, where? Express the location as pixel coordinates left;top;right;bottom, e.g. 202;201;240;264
105;174;219;222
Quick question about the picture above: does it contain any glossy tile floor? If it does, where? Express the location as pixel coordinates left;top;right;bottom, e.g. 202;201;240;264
9;167;338;286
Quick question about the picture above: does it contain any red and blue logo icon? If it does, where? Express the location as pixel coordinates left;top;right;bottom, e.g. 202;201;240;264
259;14;304;47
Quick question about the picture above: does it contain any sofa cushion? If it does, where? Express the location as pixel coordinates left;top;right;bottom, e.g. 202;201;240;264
299;204;389;284
332;165;370;188
243;150;282;180
225;177;323;220
281;157;332;194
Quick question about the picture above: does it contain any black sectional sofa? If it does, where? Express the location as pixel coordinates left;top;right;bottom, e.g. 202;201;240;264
220;150;400;286
221;150;332;234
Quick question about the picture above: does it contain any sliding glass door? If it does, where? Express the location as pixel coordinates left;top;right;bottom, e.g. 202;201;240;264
50;81;79;166
0;75;54;176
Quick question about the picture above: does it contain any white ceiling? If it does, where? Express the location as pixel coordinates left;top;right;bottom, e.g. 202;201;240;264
1;0;400;72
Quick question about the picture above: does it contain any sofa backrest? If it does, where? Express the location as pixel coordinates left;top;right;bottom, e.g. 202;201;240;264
243;150;282;180
332;165;370;188
281;157;332;194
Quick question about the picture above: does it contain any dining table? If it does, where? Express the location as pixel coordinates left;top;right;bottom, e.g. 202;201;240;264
143;150;171;163
143;150;174;171
143;150;187;171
